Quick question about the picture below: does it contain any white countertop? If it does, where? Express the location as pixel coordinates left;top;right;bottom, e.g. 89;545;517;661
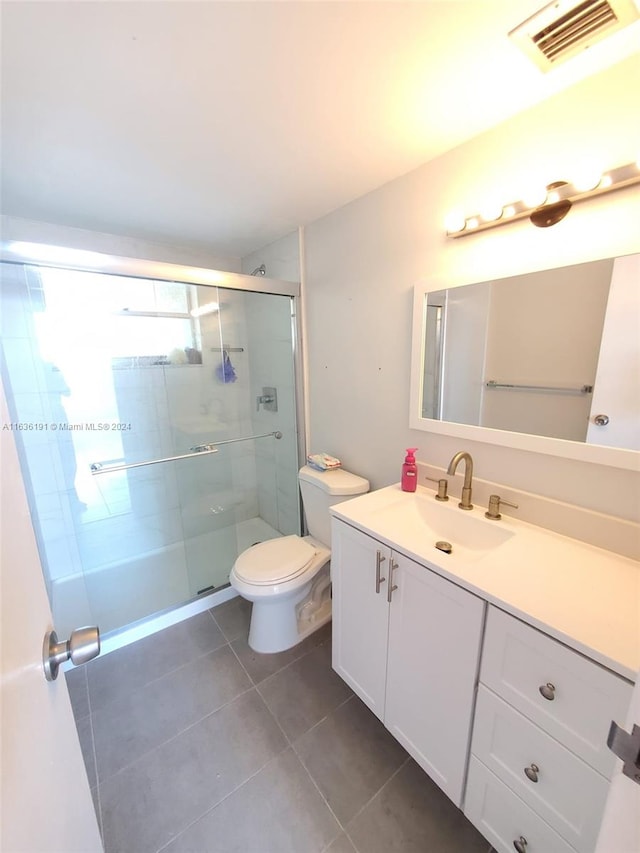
331;484;640;682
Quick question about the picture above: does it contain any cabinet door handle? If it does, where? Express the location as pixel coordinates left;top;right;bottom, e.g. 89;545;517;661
387;559;398;603
513;836;528;853
539;682;556;701
375;551;386;594
524;763;539;783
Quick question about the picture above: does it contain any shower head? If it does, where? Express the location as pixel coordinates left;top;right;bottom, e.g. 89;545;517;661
251;264;266;276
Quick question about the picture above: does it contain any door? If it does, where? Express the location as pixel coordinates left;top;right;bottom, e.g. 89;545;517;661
384;553;485;806
586;253;640;450
330;520;390;720
0;379;102;852
595;671;640;853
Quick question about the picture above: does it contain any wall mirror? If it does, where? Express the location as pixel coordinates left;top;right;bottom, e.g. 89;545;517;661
409;253;640;471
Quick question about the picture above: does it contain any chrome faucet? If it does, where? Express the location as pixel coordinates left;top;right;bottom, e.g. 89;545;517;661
446;451;474;510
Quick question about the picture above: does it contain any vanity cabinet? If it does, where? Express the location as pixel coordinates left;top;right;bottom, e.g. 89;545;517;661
464;606;633;853
331;518;485;806
330;482;637;853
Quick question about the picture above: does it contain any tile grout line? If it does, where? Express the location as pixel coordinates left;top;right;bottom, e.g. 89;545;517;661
92;610;254;789
87;626;239;713
93;677;258;787
152;741;297;853
89;607;231;706
95;608;291;850
235;633;352;848
95;610;347;850
88;634;230;711
340;755;412;846
95;621;327;782
84;671;104;842
289;734;348;842
282;690;355;743
223;616;331;689
291;701;410;853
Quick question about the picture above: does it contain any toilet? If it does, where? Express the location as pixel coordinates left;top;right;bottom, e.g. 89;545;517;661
230;464;369;653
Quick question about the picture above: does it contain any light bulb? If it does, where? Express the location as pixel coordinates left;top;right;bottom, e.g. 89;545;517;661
444;212;466;234
480;202;503;222
522;186;547;208
503;205;516;218
465;217;479;230
573;170;602;192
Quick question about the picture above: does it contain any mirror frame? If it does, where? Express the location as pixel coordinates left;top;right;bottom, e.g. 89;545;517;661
409;262;640;472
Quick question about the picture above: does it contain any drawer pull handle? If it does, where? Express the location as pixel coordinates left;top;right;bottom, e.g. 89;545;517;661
524;763;539;783
513;836;528;853
539;682;555;701
375;551;387;594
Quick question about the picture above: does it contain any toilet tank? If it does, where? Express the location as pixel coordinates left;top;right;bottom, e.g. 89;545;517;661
298;465;369;546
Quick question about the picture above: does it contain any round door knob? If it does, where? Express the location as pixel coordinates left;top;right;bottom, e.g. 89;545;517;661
68;626;101;666
539;682;556;701
513;836;528;853
593;414;609;426
43;626;100;681
524;763;539;783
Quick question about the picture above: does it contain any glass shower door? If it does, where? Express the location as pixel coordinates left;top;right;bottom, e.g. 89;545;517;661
1;261;301;638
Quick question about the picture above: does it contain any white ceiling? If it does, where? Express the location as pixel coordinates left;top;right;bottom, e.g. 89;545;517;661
1;0;639;258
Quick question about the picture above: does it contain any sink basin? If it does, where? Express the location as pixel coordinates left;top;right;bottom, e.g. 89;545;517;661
367;490;515;563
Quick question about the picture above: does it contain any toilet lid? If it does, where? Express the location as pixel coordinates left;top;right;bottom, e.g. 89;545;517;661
233;535;319;585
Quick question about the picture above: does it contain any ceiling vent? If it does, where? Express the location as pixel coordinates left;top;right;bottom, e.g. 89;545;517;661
509;0;640;71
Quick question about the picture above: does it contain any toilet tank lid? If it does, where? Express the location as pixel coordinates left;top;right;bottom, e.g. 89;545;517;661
299;464;369;496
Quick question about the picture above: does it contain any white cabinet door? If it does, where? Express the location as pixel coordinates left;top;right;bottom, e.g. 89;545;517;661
0;380;102;853
331;519;390;720
384;552;485;806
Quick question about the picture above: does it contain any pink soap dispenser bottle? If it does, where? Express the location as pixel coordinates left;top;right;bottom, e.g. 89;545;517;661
401;448;418;492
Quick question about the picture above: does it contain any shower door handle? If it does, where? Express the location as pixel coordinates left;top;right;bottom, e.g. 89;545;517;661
43;626;100;681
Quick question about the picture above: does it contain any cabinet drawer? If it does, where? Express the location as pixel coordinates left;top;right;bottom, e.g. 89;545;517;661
472;685;608;852
481;607;632;777
465;757;575;853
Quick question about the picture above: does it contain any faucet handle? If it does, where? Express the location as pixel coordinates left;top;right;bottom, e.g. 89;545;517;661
485;494;519;520
425;477;449;501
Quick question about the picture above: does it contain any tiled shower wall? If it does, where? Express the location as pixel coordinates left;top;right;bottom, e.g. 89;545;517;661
245;291;300;537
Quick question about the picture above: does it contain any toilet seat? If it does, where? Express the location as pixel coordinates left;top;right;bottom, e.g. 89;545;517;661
233;535;320;586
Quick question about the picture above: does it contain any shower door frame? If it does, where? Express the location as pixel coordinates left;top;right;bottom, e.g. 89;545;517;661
0;244;307;655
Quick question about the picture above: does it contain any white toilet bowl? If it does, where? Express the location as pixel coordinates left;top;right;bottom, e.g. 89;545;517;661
230;465;369;653
230;534;331;653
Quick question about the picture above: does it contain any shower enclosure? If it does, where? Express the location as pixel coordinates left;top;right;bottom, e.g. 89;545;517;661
0;255;302;640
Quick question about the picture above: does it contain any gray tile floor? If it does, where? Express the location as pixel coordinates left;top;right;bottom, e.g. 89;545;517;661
66;598;493;853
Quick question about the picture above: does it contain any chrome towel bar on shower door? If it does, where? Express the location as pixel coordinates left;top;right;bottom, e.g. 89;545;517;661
90;430;283;475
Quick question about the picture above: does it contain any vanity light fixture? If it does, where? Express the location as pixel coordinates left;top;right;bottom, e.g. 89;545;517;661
445;159;640;238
